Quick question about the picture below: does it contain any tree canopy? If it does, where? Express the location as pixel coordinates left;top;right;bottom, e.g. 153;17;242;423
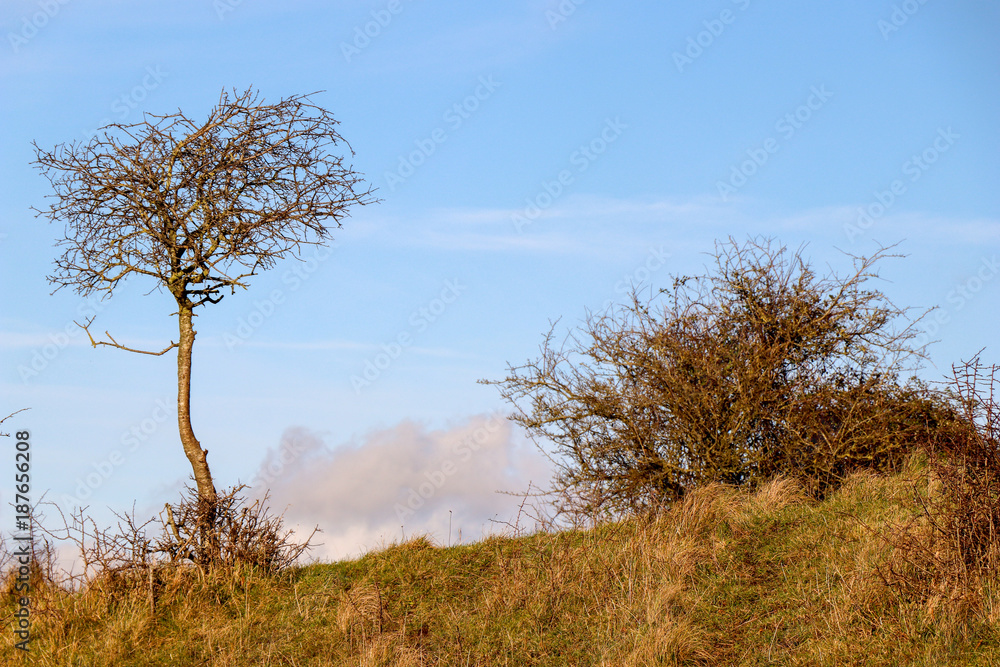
34;87;375;310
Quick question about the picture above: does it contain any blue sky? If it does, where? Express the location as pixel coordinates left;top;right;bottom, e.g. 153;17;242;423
1;0;998;562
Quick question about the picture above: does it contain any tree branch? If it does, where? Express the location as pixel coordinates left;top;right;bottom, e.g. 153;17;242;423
0;408;30;438
76;317;178;356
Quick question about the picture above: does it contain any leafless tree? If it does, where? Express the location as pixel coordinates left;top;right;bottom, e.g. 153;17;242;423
32;87;377;552
485;237;948;516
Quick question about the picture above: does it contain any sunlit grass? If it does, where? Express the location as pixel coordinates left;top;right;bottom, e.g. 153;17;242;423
4;458;999;665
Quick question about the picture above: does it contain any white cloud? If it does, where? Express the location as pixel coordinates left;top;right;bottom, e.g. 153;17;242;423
248;413;553;562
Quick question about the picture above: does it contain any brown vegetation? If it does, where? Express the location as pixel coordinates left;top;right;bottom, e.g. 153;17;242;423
485;237;942;515
875;356;1000;625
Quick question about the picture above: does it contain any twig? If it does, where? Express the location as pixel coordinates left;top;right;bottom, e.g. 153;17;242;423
76;316;178;356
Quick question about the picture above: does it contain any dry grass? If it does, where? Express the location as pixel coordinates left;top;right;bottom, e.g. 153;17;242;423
3;465;999;665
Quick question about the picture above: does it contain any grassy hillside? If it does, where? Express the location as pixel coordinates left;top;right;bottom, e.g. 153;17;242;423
5;458;999;666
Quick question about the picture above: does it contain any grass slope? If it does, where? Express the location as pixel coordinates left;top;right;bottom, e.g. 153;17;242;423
5;461;999;665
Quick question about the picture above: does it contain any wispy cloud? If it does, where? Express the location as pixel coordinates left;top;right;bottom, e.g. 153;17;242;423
345;195;1000;256
200;337;477;360
345;194;738;255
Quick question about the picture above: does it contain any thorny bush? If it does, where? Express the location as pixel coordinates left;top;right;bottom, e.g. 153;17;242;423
486;237;950;516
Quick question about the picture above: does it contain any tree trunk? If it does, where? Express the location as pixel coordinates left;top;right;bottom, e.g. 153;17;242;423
177;305;217;504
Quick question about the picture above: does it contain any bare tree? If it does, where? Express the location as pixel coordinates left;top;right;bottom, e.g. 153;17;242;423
32;87;377;546
484;237;947;516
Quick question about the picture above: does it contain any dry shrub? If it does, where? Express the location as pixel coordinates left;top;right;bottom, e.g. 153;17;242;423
878;356;1000;622
25;481;315;613
776;380;952;499
0;533;63;610
929;358;1000;575
157;482;316;572
486;237;939;515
